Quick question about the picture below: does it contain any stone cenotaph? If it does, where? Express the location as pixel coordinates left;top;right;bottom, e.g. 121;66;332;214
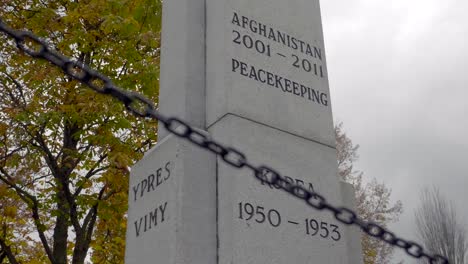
124;0;363;263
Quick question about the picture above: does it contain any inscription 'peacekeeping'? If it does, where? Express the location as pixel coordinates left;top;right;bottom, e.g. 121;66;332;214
231;58;328;106
229;11;329;106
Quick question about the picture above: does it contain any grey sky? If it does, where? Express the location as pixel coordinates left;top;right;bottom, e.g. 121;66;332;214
321;0;468;263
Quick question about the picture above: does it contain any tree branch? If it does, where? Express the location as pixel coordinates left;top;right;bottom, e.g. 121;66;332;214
0;238;19;264
82;186;106;235
0;168;55;263
73;154;108;198
27;130;60;178
134;138;153;154
0;251;6;263
72;186;106;264
1;72;27;107
0;147;25;165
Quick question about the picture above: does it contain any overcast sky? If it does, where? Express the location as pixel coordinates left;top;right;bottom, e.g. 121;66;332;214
321;0;468;262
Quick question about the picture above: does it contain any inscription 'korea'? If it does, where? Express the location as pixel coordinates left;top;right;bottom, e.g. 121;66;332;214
258;170;315;192
260;175;315;193
132;161;172;202
134;201;168;237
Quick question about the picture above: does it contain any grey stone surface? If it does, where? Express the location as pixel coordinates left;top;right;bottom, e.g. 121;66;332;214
206;0;334;146
158;0;206;140
210;115;352;264
125;135;217;264
127;0;364;262
340;181;365;264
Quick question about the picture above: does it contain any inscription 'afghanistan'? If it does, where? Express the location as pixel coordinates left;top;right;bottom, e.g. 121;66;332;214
232;11;323;61
232;58;328;106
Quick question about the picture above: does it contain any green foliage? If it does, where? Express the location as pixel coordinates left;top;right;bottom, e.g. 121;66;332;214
335;123;403;264
0;0;161;263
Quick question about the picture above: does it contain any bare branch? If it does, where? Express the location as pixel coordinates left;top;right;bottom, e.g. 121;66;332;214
415;187;467;264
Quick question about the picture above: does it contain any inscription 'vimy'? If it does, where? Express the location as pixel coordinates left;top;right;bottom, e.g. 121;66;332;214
134;202;168;237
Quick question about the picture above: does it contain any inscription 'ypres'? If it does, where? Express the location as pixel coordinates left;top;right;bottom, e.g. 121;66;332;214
132;161;172;202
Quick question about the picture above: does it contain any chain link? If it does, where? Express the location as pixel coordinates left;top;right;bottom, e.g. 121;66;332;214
0;19;449;264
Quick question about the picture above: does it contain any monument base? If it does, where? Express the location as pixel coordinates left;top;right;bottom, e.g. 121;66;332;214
125;116;362;264
209;114;362;264
125;134;217;264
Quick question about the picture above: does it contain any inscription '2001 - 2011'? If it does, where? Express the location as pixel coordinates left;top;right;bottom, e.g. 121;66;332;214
231;11;325;79
230;11;329;107
231;11;323;61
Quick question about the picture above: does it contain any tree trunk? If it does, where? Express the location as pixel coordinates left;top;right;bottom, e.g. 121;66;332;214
72;238;88;264
53;190;69;264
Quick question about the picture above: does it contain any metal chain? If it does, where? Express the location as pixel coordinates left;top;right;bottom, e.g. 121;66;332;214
0;19;449;264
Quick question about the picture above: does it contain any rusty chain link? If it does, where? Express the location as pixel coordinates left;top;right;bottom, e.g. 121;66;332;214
0;19;449;264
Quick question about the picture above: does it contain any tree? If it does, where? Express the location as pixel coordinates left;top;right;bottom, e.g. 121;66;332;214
335;123;403;264
415;187;468;264
0;0;162;263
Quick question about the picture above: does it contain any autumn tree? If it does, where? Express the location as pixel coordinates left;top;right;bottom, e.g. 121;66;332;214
0;0;161;263
415;187;468;264
335;123;403;264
